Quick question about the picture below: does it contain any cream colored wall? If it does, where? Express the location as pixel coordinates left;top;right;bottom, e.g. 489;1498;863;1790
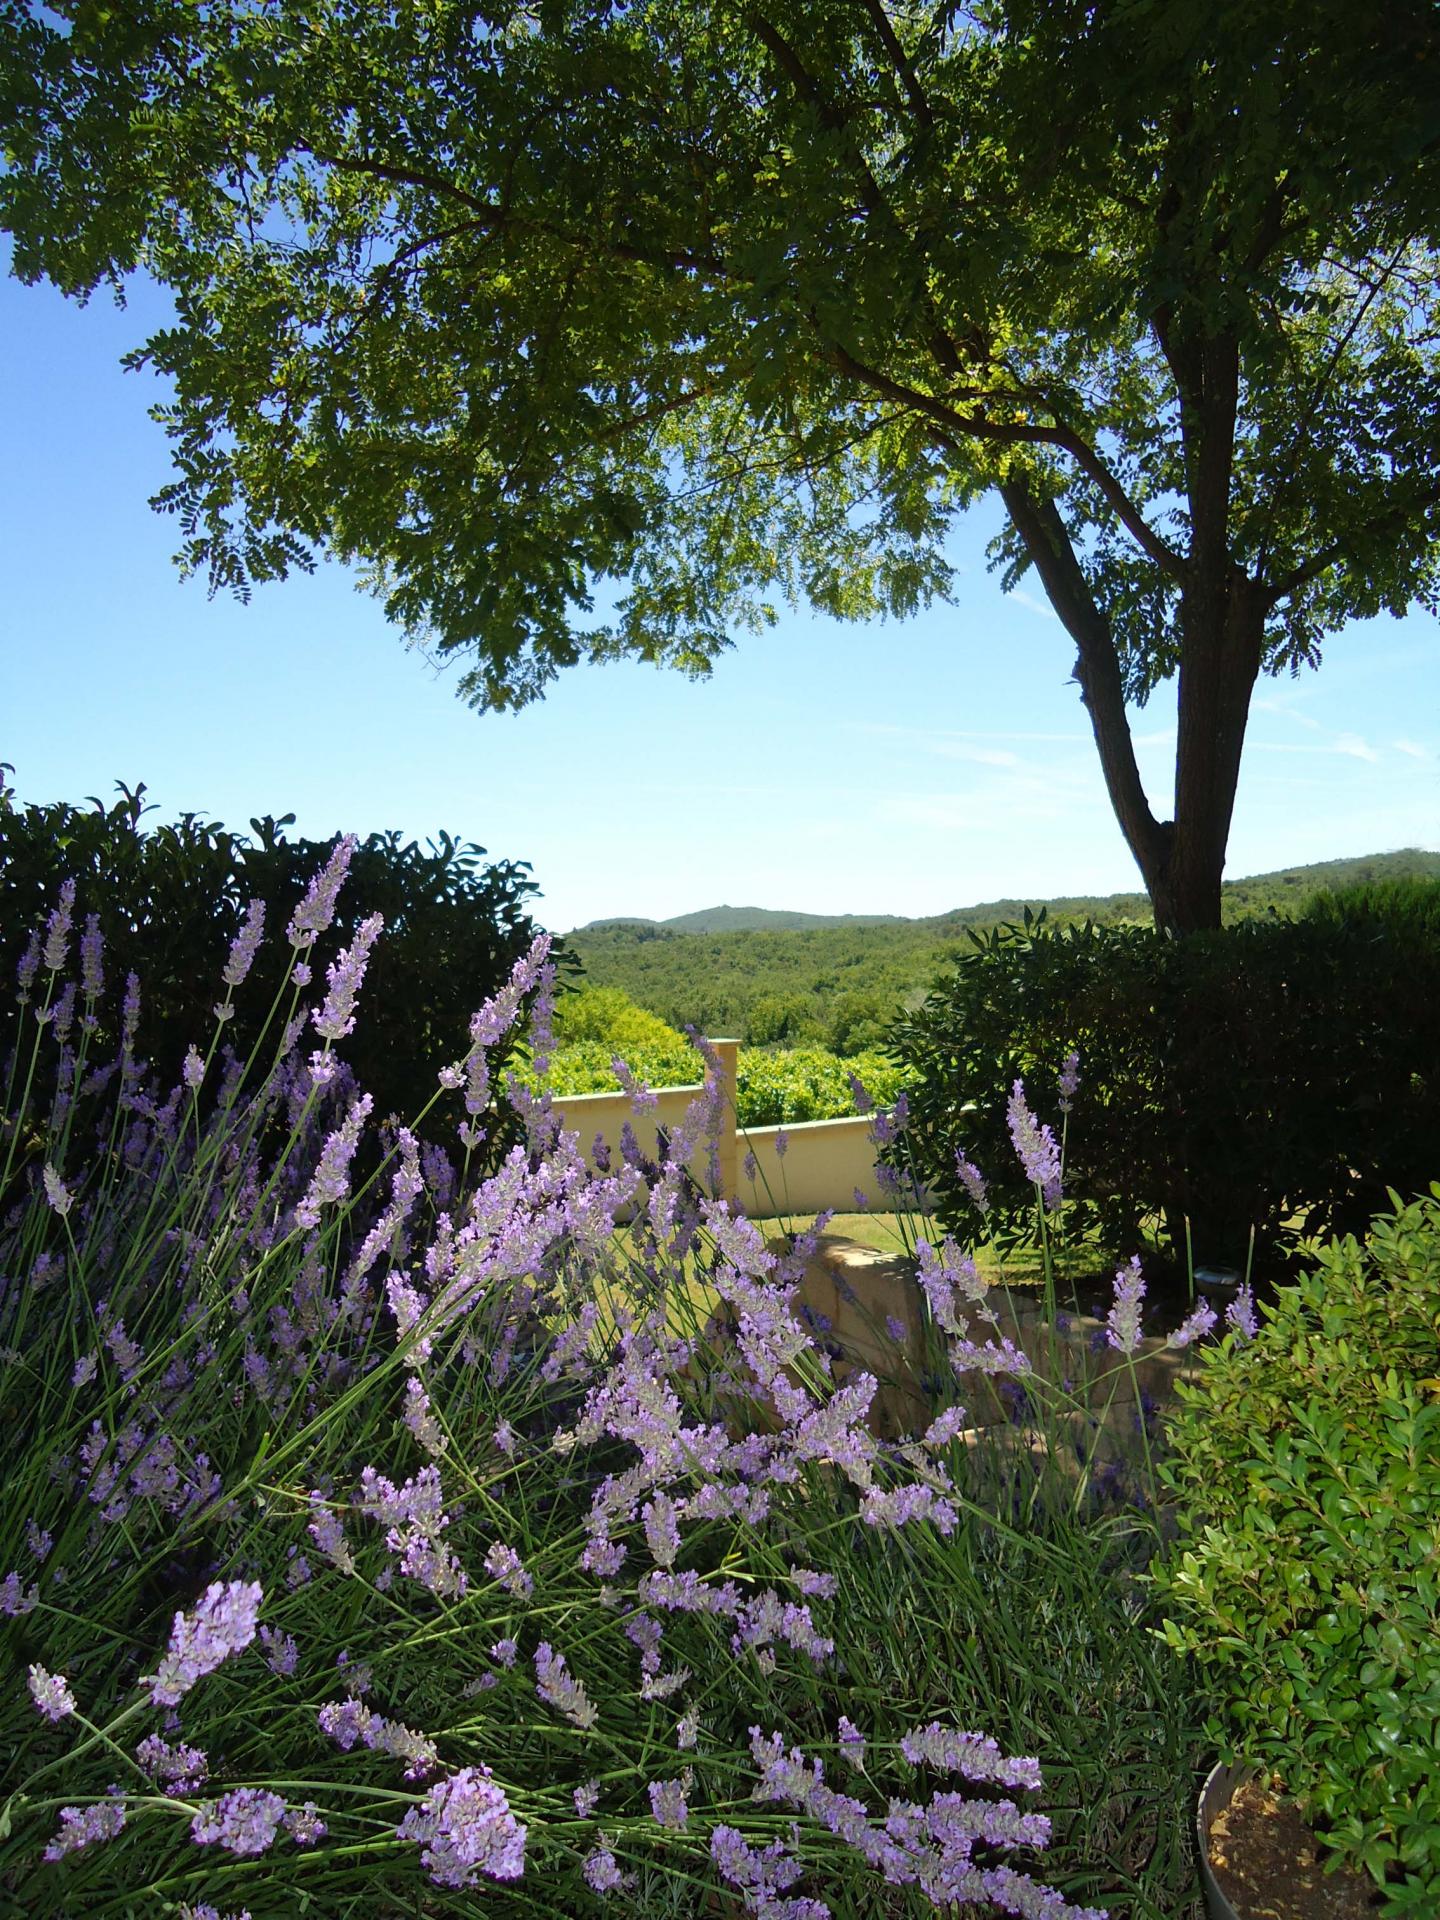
548;1041;906;1219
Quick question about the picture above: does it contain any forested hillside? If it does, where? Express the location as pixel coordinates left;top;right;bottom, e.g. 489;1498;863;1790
570;848;1440;1043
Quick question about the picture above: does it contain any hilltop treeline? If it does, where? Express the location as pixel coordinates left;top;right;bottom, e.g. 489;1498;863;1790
570;849;1440;1044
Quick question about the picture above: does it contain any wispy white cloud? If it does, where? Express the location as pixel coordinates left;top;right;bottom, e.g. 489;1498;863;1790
1394;738;1431;761
1009;588;1058;621
1334;733;1380;763
1252;695;1324;732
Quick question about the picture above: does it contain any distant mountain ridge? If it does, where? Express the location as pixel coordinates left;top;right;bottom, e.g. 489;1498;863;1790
576;847;1440;936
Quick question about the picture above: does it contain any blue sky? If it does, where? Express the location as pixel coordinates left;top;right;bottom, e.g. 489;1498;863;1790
2;264;1436;934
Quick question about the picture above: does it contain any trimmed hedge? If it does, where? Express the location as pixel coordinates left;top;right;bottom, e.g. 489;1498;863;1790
892;913;1440;1267
0;779;557;1133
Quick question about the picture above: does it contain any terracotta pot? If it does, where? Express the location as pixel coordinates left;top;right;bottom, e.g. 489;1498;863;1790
1197;1761;1255;1920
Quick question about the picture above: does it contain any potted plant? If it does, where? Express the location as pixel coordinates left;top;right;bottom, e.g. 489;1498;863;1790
1153;1190;1440;1917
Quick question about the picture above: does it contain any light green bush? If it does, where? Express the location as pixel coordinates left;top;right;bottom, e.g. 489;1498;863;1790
1154;1190;1440;1909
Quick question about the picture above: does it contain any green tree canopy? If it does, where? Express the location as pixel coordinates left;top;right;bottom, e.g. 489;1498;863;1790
5;0;1439;927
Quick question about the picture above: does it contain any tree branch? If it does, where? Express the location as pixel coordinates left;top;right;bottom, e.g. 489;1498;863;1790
825;342;1186;579
859;0;934;126
1000;479;1170;875
296;144;727;279
1265;476;1440;607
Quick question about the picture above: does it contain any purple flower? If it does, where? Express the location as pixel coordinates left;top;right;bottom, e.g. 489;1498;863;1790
294;1093;373;1228
136;1735;209;1795
222;899;266;989
283;1803;327;1845
648;1775;689;1829
80;914;104;1001
43;1796;126;1861
711;1824;825;1919
313;911;384;1042
317;1699;369;1751
121;971;141;1055
885;1314;907;1341
484;1542;534;1600
397;1766;527;1888
28;1665;76;1721
1058;1048;1081;1114
16;925;42;1003
404;1377;447;1457
574;1780;600;1817
1226;1282;1259;1341
774;1129;789;1161
1105;1256;1146;1354
899;1722;1043;1790
1169;1301;1218;1348
42;878;76;974
191;1788;287;1856
286;835;357;949
491;1637;518;1669
307;1495;356;1574
838;1715;866;1766
41;1165;73;1217
612;1055;659;1113
642;1493;682;1569
743;1149;759;1183
182;1045;206;1091
534;1642;597;1729
145;1579;263;1706
1006;1081;1062;1210
1;1572;38;1615
584;1840;624;1893
954;1149;989;1214
260;1626;299;1676
922;1404;970;1448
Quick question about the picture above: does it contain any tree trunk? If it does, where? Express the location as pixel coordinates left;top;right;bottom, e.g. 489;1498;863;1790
999;478;1265;935
1138;571;1266;934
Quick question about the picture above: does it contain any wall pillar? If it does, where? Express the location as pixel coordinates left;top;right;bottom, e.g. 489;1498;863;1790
710;1037;740;1207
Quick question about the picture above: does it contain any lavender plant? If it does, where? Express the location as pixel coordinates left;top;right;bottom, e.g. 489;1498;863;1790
1;859;1208;1918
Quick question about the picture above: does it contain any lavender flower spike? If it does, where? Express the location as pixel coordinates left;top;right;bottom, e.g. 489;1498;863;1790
286;833;358;949
28;1665;76;1721
43;1798;126;1861
80;914;105;1001
1169;1300;1218;1348
314;911;384;1042
191;1788;287;1856
1058;1047;1081;1114
145;1579;263;1706
222;898;267;989
295;1093;374;1229
1006;1080;1062;1210
954;1149;989;1214
42;1165;73;1218
42;878;77;974
1105;1256;1146;1354
1226;1282;1259;1341
397;1766;527;1889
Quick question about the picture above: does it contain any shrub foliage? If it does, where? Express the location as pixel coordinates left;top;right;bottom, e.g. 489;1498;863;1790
0;778;556;1133
893;914;1440;1267
1156;1191;1440;1909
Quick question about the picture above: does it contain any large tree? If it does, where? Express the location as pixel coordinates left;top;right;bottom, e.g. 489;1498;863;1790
5;1;1439;929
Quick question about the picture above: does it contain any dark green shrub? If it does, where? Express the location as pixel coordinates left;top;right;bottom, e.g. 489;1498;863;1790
892;913;1440;1267
1154;1190;1440;1909
0;778;560;1130
1302;871;1440;939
